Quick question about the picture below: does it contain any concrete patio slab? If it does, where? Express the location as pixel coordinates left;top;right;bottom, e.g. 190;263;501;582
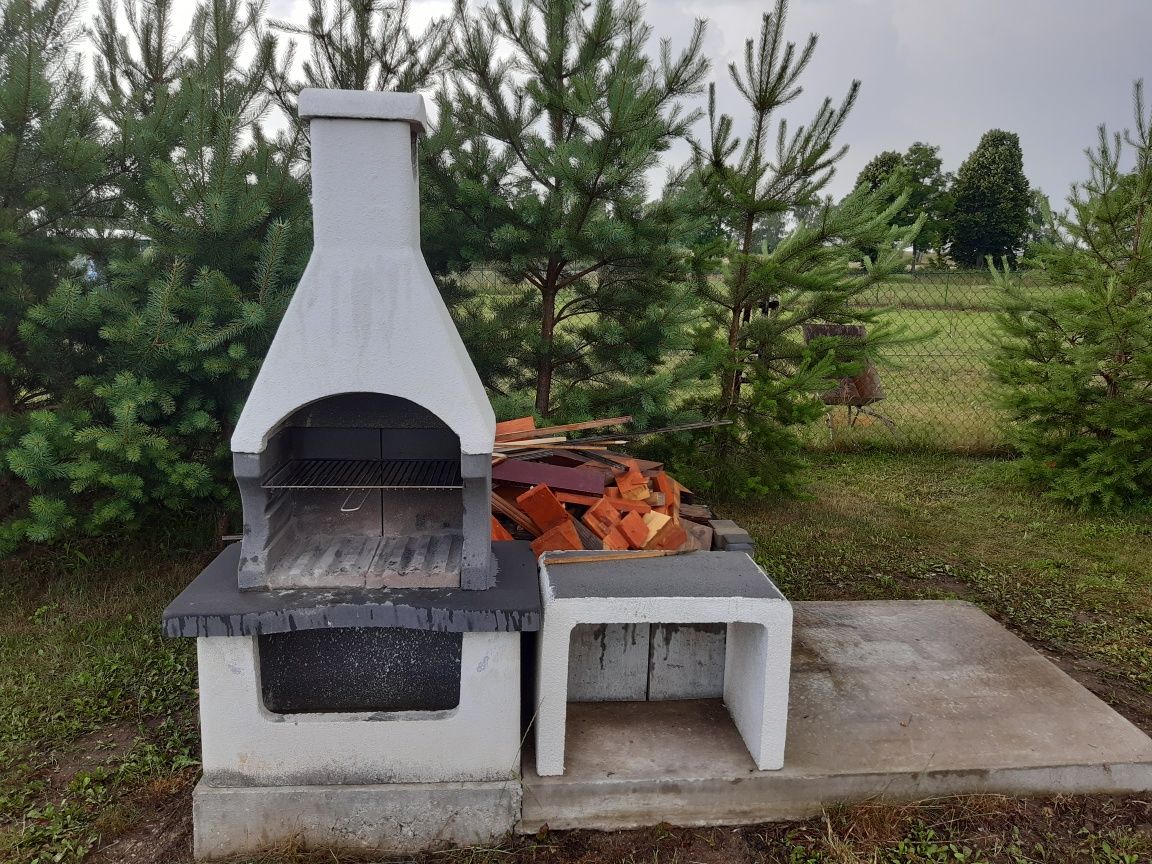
520;601;1152;831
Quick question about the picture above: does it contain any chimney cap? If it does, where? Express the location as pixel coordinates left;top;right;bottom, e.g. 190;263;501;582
298;89;431;133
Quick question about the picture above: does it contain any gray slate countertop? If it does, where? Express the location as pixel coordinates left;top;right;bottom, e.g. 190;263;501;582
164;541;541;637
541;550;785;600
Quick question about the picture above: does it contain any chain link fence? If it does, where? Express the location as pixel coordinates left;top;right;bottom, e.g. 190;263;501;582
813;269;1044;453
462;268;1042;454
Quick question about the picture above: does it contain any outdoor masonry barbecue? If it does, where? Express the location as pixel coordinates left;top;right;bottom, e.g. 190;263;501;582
162;86;797;862
164;89;541;858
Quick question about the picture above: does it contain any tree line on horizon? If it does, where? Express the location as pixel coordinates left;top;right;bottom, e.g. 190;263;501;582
851;133;1049;270
0;0;1146;552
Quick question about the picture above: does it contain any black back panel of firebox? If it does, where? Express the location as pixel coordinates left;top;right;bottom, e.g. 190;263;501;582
258;627;462;714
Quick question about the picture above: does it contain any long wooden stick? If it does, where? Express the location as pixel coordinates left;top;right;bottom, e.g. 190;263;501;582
495;442;621;453
543;549;694;565
494;435;569;448
495;415;632;442
575;419;732;443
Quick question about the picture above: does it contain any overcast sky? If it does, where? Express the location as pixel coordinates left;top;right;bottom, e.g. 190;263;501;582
643;0;1151;203
164;0;1150;205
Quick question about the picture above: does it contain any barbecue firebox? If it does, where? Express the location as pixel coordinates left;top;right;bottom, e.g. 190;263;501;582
164;89;540;860
231;89;494;592
234;391;482;590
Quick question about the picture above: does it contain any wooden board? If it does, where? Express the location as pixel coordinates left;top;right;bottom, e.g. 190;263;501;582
495;415;631;442
492;460;606;495
495;416;535;436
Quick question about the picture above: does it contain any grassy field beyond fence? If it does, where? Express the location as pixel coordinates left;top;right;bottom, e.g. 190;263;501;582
466;268;1040;453
813;270;1045;453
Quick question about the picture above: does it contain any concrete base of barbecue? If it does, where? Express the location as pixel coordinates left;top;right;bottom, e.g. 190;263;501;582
197;631;521;785
520;601;1152;831
192;778;520;859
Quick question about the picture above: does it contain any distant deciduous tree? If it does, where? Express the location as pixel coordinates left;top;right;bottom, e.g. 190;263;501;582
1022;187;1059;250
901;142;953;265
950;129;1030;267
855;150;902;191
854;143;952;267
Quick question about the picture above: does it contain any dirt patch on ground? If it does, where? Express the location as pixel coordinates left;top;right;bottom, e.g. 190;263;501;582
1043;651;1152;736
43;723;139;792
103;794;1148;863
87;770;194;864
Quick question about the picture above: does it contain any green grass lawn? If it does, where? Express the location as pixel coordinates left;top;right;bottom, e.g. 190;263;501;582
0;454;1149;863
0;523;210;863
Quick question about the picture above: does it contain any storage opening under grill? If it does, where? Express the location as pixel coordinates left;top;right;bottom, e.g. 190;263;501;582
259;627;463;714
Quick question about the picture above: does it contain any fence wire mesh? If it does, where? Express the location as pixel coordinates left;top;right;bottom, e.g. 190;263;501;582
462;268;1040;454
815;269;1043;453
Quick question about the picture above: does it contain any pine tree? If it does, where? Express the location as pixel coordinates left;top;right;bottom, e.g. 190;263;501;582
0;0;109;421
990;82;1152;512
3;0;311;546
950;129;1030;267
91;0;191;225
667;0;920;500
423;0;710;421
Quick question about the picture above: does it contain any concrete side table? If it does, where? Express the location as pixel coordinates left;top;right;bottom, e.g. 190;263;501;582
534;551;793;776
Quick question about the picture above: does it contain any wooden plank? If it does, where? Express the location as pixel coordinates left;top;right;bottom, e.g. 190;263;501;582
555;490;651;514
641;510;671;545
495;416;536;436
615;460;650;500
531;518;582;556
646;518;689;551
601;526;631;550
654;471;679;523
495;415;631;442
515;484;570;532
618;511;649;549
492;459;606;495
683;520;713;551
572;519;603;551
494;435;568;448
582;497;621;539
491;516;514;542
679;502;713;523
597;451;664;472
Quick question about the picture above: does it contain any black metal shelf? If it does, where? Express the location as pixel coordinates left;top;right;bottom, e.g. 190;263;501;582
262;458;462;490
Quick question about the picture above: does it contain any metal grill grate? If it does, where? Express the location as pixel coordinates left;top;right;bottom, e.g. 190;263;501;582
262;458;462;490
